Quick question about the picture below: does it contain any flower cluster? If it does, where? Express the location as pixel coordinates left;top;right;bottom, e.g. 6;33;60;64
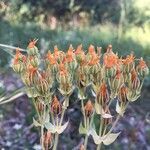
12;41;149;150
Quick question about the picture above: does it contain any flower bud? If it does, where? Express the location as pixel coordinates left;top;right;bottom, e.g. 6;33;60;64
123;53;135;73
12;63;24;74
29;56;39;67
27;39;39;56
136;57;149;78
12;49;26;73
42;131;53;150
21;72;32;86
97;82;109;105
51;96;61;115
110;70;123;98
75;44;86;64
118;84;127;103
27;65;38;85
35;76;49;95
130;69;140;90
84;100;94;117
37;101;44;112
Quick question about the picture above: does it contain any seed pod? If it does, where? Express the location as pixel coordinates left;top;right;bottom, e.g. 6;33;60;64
27;39;39;56
51;96;61;115
84;100;94;117
118;84;127;103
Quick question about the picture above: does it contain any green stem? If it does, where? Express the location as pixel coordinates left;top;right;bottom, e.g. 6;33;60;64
81;99;86;128
41;104;46;150
53;133;59;150
53;116;59;150
96;116;103;150
84;117;89;150
41;125;45;150
32;98;41;122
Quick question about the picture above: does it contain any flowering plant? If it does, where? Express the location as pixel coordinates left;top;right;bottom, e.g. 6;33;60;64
12;40;149;150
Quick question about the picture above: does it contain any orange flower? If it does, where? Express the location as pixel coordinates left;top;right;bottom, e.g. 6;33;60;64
123;53;135;65
88;54;99;66
138;57;147;69
28;39;38;49
88;45;96;55
59;63;68;76
54;45;60;59
75;44;83;55
84;100;93;117
28;64;37;75
46;51;57;65
66;45;74;63
103;48;118;68
13;48;26;64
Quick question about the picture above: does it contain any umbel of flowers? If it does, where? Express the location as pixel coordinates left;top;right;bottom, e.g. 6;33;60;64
12;40;149;150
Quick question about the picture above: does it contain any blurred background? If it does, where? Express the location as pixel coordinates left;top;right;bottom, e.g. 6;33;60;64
0;0;150;149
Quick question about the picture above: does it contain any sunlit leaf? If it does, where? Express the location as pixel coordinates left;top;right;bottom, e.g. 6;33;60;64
33;118;41;127
57;121;69;134
44;122;56;133
95;102;103;114
79;123;87;135
102;132;121;145
102;113;113;118
90;128;102;145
